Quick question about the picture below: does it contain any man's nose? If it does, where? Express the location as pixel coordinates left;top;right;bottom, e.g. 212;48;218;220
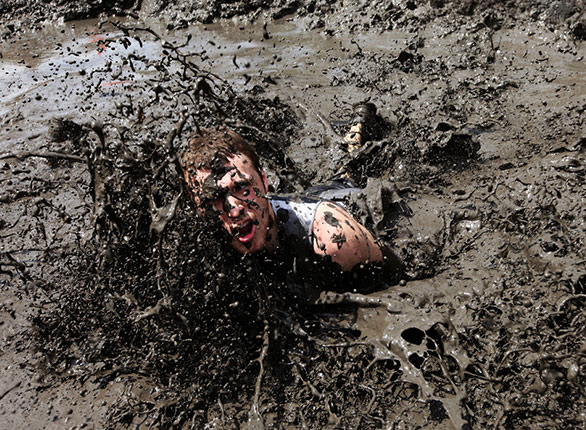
225;195;244;218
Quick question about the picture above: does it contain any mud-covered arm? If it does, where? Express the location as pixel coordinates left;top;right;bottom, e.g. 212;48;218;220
312;202;383;271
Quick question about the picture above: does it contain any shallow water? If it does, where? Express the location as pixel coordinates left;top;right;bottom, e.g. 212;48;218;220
2;13;583;158
0;16;412;152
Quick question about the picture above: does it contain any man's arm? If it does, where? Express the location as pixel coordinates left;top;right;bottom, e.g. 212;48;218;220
312;202;382;271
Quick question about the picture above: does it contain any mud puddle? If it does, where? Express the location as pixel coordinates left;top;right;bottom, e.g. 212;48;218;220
1;6;585;430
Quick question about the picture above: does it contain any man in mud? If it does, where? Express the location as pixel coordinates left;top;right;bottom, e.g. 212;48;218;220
181;127;402;288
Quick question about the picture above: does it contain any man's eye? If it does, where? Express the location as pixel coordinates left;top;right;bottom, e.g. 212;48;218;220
233;183;250;196
199;189;225;209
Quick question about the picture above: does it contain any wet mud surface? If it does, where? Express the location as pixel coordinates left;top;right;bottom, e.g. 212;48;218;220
1;1;585;429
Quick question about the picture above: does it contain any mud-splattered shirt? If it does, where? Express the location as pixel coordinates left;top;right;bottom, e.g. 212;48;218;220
268;189;355;298
268;181;361;254
267;180;403;291
269;195;319;254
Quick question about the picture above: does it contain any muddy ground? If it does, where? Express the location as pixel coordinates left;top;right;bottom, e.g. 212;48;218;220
1;1;585;429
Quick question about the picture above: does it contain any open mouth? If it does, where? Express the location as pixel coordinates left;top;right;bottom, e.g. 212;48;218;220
235;221;256;243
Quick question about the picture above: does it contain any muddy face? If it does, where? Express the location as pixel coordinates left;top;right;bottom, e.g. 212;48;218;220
189;154;277;254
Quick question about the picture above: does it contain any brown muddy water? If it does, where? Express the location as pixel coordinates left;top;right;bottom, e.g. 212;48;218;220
1;8;585;430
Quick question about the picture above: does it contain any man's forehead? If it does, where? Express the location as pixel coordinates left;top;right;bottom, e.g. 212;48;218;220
195;154;253;185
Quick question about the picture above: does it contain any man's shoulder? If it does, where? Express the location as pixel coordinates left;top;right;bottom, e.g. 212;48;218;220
312;197;384;271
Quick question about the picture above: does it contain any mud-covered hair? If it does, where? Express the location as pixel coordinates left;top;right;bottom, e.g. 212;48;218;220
181;127;262;196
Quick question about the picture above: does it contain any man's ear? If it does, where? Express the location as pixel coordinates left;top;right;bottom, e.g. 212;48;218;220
260;168;269;193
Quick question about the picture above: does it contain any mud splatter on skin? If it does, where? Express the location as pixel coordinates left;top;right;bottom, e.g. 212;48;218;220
331;232;346;249
195;160;265;220
253;187;263;198
323;211;340;227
